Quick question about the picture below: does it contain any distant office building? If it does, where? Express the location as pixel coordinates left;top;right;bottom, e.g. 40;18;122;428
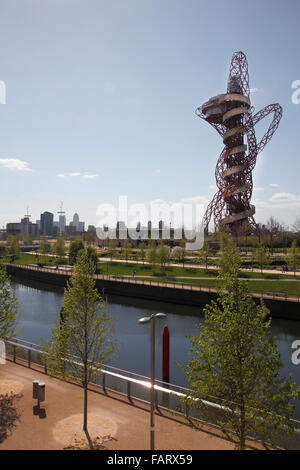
58;215;66;233
6;217;39;237
65;225;76;235
78;221;85;233
87;225;96;232
116;221;127;240
40;211;54;236
36;220;40;229
70;213;85;233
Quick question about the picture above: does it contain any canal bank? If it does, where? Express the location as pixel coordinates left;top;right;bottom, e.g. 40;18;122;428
6;263;300;321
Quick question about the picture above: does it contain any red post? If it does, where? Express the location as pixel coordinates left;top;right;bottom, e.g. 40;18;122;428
162;325;170;381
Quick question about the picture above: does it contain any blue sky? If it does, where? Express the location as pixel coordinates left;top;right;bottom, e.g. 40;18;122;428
0;0;299;228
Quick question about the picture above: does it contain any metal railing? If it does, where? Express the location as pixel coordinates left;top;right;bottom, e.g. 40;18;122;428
6;263;300;303
4;338;228;423
4;337;300;448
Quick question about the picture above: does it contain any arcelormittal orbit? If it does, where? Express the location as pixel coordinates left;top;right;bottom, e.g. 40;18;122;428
196;51;282;234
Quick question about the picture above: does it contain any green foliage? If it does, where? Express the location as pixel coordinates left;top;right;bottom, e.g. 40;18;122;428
200;241;214;270
156;244;170;269
40;240;51;255
79;246;98;268
171;246;185;265
0;264;20;340
0;245;8;258
256;242;269;273
183;241;300;449
107;240;116;262
54;237;66;260
69;239;84;264
43;250;118;431
147;245;157;265
219;234;241;278
8;236;20;258
139;241;147;263
289;240;300;277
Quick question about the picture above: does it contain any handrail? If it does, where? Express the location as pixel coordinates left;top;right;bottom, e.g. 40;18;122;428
6;262;300;303
4;337;300;430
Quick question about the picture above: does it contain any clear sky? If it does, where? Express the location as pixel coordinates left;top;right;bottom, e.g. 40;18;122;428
0;0;299;229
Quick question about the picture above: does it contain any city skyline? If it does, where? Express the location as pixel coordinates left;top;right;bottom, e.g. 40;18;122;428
0;1;299;229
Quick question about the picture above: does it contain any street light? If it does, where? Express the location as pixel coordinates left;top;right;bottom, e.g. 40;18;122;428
138;312;167;450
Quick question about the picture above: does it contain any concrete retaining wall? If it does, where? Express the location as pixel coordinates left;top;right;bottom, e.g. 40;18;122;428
6;264;300;321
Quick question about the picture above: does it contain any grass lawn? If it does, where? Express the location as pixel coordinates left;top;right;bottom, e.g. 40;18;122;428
6;253;65;266
97;261;300;280
134;277;300;298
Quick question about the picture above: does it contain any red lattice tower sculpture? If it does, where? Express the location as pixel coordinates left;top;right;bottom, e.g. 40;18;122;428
196;51;283;234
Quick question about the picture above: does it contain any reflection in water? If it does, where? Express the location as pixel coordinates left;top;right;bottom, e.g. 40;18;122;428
11;277;300;419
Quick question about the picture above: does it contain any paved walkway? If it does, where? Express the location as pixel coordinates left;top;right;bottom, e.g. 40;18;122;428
0;361;238;450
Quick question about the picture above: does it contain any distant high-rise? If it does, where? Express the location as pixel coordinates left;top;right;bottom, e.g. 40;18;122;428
40;211;54;236
6;217;38;237
70;213;85;233
58;214;66;233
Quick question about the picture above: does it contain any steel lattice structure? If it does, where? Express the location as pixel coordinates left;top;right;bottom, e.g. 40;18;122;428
196;51;283;234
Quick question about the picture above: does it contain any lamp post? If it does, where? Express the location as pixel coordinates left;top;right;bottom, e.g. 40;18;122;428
138;312;167;451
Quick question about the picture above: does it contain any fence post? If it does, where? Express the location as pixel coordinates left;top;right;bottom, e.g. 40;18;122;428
155;389;159;411
102;372;106;394
13;345;16;362
44;357;47;375
127;381;131;401
28;349;31;368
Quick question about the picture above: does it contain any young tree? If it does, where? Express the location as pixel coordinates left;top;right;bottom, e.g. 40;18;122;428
139;241;147;264
171;246;185;265
107;240;116;262
289;240;299;278
54;237;66;262
8;236;20;261
69;239;84;265
179;239;186;267
183;241;300;450
40;240;52;264
0;264;19;341
122;240;131;264
200;241;213;271
156;244;170;272
43;251;118;433
256;242;269;274
80;246;98;269
147;241;157;266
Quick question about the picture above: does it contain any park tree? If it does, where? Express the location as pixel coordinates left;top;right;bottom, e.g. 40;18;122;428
266;216;282;253
139;241;147;264
122;240;131;264
147;241;157;266
289;240;300;278
0;245;8;259
171;246;185;265
179;240;186;267
200;241;213;271
54;237;66;262
40;240;52;264
182;240;300;450
69;239;84;265
8;236;20;260
23;235;33;246
43;250;118;433
107;240;116;262
256;242;269;274
0;264;19;341
156;244;170;271
80;247;98;269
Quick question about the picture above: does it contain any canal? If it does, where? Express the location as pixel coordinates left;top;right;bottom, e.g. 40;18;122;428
11;277;300;420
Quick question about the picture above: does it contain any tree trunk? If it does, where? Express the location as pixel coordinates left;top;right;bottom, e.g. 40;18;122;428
83;384;88;431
